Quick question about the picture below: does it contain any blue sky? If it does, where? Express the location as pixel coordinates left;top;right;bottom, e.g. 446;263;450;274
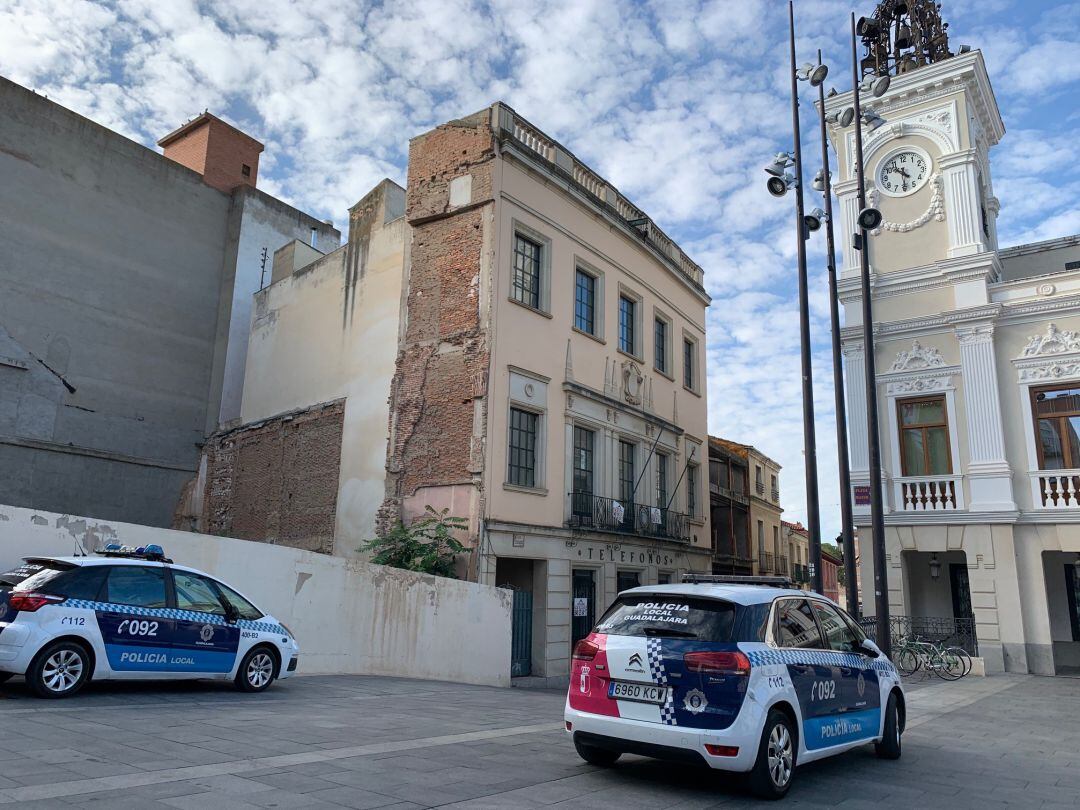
2;0;1079;540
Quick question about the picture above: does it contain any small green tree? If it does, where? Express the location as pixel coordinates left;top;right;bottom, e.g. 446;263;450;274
360;506;470;578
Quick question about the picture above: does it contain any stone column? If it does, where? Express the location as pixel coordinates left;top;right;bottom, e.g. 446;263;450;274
940;153;985;258
844;343;869;473
834;181;861;276
956;323;1016;511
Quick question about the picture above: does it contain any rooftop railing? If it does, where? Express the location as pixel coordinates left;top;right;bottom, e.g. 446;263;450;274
494;103;705;289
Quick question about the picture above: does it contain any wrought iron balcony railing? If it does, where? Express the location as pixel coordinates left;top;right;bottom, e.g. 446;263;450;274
758;550;775;573
568;492;689;543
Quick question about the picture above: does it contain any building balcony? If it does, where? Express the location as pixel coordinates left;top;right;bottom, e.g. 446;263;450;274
567;492;690;543
712;552;754;574
894;474;964;512
1030;469;1080;508
755;481;765;496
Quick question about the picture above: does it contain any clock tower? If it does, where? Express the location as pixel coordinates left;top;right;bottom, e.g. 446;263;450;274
826;47;1004;285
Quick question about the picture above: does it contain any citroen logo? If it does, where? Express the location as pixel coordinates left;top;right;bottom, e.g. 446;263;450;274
628;653;644;668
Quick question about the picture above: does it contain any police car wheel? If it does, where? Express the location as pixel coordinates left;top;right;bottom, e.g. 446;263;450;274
748;709;796;799
28;640;91;699
573;737;621;767
236;647;277;692
875;692;902;760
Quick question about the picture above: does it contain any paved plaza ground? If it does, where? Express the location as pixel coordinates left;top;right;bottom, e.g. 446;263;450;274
0;671;1077;808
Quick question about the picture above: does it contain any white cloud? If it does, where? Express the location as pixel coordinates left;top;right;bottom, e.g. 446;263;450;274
0;0;1077;545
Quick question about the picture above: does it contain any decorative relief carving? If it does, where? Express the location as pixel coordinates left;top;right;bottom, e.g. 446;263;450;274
1018;362;1080;383
1037;283;1056;297
1020;323;1080;357
886;376;950;395
889;340;946;372
956;324;994;345
621;360;644;405
867;173;945;234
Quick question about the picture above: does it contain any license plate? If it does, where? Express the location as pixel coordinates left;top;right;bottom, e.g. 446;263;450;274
608;680;667;704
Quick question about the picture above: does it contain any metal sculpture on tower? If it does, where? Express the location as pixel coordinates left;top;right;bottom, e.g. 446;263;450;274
857;1;953;77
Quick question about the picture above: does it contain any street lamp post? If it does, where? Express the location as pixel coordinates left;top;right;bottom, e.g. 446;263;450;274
849;12;892;656
786;1;825;595
813;51;859;619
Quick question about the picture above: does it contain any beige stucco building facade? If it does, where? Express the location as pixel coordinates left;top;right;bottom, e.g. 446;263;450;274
828;48;1080;674
379;104;713;683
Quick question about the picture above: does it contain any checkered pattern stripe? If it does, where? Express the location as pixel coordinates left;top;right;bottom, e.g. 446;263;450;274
63;599;285;636
647;638;677;726
746;647;896;673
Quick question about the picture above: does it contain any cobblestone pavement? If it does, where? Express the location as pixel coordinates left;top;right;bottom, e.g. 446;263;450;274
0;671;1077;808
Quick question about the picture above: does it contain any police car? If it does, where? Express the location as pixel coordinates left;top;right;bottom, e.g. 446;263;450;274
0;544;299;698
564;576;904;799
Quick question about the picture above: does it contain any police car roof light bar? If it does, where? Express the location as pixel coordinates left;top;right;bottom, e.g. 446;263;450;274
95;543;173;563
681;574;794;588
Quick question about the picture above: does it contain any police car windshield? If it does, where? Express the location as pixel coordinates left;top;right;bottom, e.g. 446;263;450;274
595;595;736;642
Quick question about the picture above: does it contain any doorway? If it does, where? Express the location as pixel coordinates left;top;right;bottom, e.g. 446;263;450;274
572;569;596;646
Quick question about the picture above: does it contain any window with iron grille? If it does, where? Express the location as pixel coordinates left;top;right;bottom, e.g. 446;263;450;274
574;269;596;334
512;234;541;309
507;407;538;487
573;426;594;496
655;452;668;507
683;337;695;389
619;296;636;355
654;318;667;374
619;440;635;504
687;464;697;518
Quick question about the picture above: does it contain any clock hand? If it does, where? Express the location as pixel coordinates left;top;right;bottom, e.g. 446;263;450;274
898;167;911;179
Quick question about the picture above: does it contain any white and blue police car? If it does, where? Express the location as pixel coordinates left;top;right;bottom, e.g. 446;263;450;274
565;576;904;799
0;544;299;698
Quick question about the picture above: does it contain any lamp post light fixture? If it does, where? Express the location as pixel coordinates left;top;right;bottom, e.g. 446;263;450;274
849;11;892;659
929;553;941;581
812;46;860;619
785;0;825;595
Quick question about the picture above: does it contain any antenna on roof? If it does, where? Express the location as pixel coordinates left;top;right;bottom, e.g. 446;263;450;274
259;246;269;290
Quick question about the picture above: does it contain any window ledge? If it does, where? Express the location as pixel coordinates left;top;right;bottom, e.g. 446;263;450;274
683;385;702;398
508;297;553;319
503;482;549;496
688;516;706;526
572;326;605;345
654;367;674;382
617;347;644;364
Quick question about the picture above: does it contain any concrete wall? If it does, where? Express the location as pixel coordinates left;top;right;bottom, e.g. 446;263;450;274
0;503;512;686
0;77;231;527
214;189;340;427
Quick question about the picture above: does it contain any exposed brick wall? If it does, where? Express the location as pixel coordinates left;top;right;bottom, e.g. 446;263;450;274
161;115;262;194
378;109;496;539
193;399;344;553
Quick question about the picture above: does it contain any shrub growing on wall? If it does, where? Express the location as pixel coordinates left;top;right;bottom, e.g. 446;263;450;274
360;506;469;578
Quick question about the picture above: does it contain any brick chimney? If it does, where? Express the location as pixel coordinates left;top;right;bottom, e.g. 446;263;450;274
158;112;264;194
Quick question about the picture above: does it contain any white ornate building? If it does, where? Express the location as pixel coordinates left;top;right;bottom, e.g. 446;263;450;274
827;48;1080;674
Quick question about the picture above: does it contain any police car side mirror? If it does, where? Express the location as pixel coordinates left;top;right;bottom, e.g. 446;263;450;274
859;638;882;658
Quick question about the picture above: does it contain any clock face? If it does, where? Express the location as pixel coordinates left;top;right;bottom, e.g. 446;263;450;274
877;150;930;196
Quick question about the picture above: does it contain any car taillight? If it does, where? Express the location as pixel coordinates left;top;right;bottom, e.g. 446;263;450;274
684;650;751;675
9;592;66;612
705;744;740;757
572;639;599;661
